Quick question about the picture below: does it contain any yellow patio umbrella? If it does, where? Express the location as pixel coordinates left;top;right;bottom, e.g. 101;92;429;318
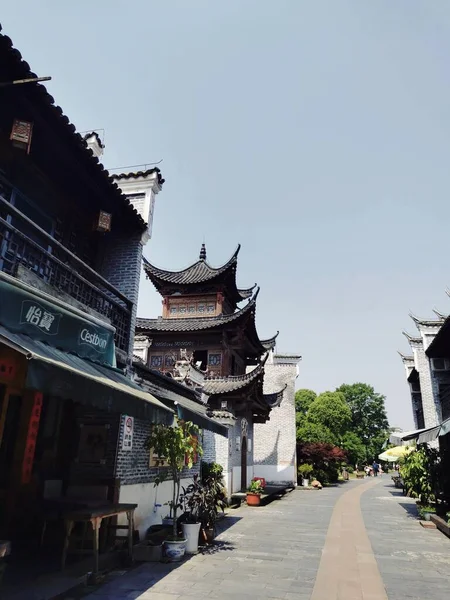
378;445;413;462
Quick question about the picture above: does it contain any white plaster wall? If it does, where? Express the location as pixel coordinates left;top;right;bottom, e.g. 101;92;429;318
117;477;194;540
230;465;254;493
253;465;295;484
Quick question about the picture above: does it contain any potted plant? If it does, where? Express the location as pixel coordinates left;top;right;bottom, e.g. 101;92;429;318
298;463;314;487
180;476;203;554
145;418;202;562
201;461;228;540
181;463;228;551
246;479;264;506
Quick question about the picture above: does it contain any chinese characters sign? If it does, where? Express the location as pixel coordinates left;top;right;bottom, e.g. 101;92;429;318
122;415;134;451
0;278;116;366
21;300;62;335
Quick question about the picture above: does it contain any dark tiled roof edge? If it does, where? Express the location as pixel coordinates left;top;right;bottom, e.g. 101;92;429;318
111;168;165;186
136;293;258;333
0;29;146;231
143;245;241;286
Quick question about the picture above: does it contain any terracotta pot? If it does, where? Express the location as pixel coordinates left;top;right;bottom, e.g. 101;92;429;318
246;492;261;506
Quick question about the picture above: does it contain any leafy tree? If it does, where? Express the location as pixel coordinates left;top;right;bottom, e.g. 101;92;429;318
339;431;366;467
296;421;336;445
337;383;389;461
145;419;202;540
307;391;352;435
295;389;317;414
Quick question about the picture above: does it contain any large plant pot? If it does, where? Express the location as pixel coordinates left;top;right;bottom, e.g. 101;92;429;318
182;523;201;554
163;538;187;562
302;479;309;487
246;493;261;506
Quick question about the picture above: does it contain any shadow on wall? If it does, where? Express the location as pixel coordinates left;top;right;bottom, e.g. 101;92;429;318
253;430;296;483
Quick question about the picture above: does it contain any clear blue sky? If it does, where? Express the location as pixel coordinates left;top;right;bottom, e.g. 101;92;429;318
3;1;450;429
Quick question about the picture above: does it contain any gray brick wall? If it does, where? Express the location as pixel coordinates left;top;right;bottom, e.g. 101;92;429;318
253;355;298;484
115;415;200;485
97;231;144;361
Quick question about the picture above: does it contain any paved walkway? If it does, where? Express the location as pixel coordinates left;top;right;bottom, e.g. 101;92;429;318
82;479;450;600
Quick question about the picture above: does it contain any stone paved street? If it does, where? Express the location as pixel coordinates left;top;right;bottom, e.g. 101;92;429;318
83;479;450;600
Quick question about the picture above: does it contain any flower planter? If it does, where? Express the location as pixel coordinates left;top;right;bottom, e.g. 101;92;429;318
302;479;309;488
163;538;187;562
246;492;261;506
182;523;201;554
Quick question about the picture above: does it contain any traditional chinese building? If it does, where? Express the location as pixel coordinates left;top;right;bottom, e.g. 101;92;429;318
135;244;299;493
0;26;182;567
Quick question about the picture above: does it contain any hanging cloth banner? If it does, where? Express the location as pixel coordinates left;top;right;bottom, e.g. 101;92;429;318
0;277;116;366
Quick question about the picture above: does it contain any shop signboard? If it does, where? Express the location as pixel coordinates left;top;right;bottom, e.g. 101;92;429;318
0;278;116;366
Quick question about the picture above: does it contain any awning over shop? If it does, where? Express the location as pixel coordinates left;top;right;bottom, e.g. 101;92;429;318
401;425;440;443
0;326;173;425
400;428;429;442
418;426;441;444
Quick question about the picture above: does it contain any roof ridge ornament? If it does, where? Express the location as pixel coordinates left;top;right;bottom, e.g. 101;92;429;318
199;243;207;261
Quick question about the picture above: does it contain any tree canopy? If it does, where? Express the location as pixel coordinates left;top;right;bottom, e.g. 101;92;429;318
337;383;389;460
295;389;317;414
295;382;390;469
296;421;336;445
307;391;352;435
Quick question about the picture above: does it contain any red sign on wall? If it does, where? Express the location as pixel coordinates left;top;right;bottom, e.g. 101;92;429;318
21;392;43;484
0;357;18;382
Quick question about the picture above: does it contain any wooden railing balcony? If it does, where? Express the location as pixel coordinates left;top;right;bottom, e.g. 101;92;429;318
0;189;132;354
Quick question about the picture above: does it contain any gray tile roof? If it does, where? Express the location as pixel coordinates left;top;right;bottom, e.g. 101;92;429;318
203;360;265;395
261;331;279;350
136;294;257;333
264;385;287;408
0;28;147;232
111;168;164;185
143;246;241;286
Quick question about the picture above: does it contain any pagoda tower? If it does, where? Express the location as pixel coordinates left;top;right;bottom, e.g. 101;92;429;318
136;244;278;377
135;244;283;491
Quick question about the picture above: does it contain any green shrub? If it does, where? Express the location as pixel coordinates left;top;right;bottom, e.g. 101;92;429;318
417;505;436;520
400;446;440;505
298;463;314;479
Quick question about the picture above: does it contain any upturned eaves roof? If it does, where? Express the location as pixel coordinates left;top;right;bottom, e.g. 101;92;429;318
136;293;258;333
203;360;265;395
143;246;240;287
